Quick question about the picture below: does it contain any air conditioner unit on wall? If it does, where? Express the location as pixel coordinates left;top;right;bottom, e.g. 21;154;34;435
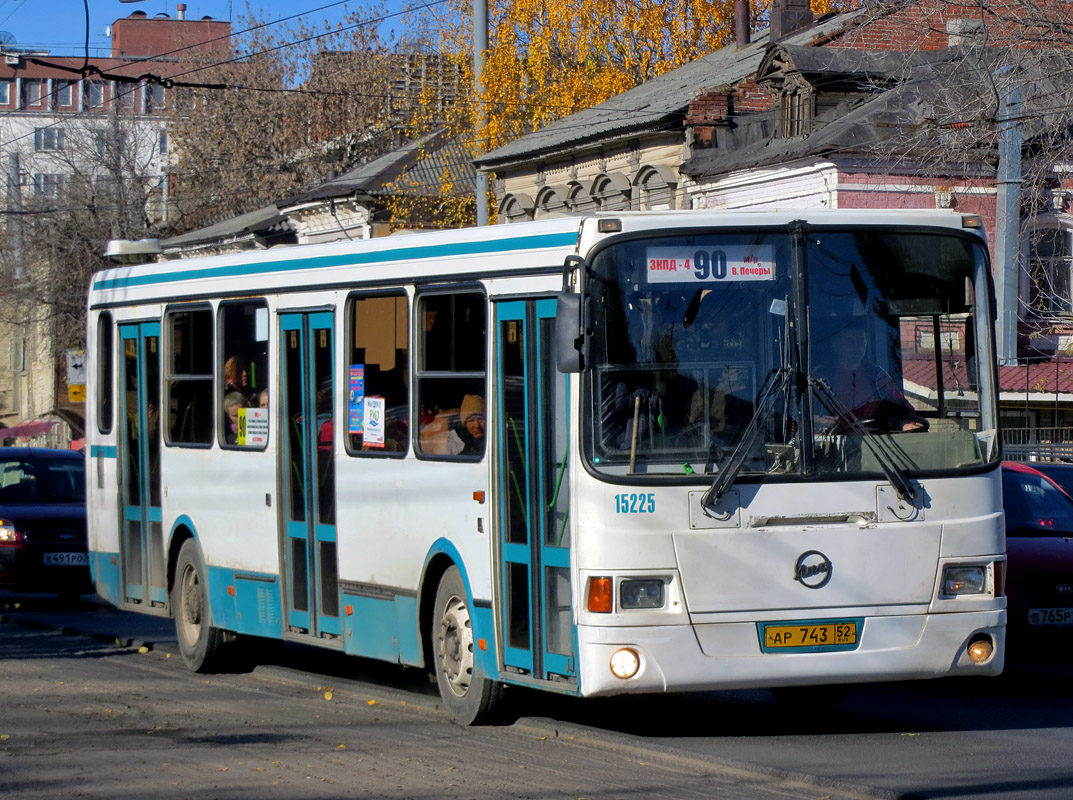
4;55;19;65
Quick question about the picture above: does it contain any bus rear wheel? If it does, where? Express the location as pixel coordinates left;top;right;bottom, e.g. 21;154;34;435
432;566;503;725
173;538;235;673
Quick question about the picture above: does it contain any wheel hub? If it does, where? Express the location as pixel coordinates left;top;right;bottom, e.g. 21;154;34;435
438;595;473;698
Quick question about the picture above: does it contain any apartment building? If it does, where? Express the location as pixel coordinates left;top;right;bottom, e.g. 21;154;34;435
0;8;230;445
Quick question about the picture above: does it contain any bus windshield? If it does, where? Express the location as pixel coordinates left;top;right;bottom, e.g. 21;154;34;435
582;226;997;480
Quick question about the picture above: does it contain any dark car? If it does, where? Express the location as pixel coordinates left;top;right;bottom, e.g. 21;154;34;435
0;447;90;598
1001;461;1073;643
1025;460;1073;499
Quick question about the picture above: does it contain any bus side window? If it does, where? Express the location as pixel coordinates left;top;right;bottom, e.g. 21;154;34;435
416;291;486;459
219;300;270;449
164;306;213;445
97;312;114;434
346;292;409;455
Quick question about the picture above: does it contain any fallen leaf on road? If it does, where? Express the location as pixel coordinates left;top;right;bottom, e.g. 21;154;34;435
367;699;376;706
323;690;333;701
138;646;149;654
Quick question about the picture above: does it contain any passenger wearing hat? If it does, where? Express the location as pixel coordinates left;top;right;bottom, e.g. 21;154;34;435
447;394;486;456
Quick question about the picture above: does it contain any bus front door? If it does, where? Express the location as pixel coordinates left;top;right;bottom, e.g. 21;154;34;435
279;312;340;640
118;322;167;610
496;298;575;684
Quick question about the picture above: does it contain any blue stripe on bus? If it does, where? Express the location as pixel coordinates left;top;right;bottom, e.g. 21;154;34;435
90;445;117;458
93;230;580;291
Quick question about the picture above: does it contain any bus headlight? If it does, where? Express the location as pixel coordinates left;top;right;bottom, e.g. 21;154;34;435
942;565;986;596
620;579;665;609
609;648;640;679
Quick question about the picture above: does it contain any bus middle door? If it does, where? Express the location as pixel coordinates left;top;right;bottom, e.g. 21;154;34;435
279;312;340;641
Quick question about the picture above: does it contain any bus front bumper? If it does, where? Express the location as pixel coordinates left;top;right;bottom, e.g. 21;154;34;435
575;610;1005;697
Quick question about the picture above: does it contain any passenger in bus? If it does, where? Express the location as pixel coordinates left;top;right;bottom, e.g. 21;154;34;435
223;356;255;404
224;391;246;444
814;322;924;433
257;389;269;409
447;394;485;457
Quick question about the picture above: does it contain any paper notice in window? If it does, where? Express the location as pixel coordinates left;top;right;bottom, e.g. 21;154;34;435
237;407;268;446
363;396;385;448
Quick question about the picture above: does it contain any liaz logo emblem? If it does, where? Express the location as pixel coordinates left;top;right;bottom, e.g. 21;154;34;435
794;550;833;589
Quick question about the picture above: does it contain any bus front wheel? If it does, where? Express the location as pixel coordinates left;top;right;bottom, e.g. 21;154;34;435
173;538;233;673
432;566;503;725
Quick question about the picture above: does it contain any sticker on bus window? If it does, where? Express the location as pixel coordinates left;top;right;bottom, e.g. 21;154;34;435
646;245;775;283
363;396;385;448
237;407;268;446
348;364;365;434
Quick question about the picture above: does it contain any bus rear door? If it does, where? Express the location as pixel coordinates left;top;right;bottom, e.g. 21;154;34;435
118;321;167;610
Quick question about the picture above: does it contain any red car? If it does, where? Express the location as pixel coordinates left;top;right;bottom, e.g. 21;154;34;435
1001;461;1073;643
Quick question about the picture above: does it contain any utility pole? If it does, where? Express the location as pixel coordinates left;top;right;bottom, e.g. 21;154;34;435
474;0;488;226
994;75;1023;365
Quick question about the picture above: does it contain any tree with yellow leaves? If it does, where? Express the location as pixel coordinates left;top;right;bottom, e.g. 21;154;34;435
388;0;861;227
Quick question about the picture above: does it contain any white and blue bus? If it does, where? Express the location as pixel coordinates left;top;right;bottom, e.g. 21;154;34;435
85;210;1005;723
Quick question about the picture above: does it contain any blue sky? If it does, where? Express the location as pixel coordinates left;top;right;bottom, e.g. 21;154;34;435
0;0;427;57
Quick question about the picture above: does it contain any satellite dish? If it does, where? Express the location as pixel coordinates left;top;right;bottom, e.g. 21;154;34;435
0;31;16;47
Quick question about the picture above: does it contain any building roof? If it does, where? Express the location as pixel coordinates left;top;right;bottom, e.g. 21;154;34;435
160;204;293;250
285;129;472;204
474;9;867;170
683;45;1065;181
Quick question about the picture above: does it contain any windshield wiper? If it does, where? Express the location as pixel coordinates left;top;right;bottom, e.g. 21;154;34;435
809;376;916;504
701;365;792;512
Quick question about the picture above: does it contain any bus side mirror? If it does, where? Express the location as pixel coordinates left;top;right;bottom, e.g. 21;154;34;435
555;292;591;373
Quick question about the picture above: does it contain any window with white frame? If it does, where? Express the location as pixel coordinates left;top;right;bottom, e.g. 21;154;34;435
146;83;165;113
85;80;105;108
33;127;64;151
32;173;63;197
22;79;46;108
56;80;75;107
1026;226;1073;316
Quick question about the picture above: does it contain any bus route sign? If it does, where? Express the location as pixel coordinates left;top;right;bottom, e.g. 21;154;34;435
646;245;775;284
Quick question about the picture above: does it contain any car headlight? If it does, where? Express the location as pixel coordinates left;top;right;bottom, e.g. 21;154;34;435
0;519;24;544
942;565;986;596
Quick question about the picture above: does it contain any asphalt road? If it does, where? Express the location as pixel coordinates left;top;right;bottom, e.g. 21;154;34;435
3;593;1072;800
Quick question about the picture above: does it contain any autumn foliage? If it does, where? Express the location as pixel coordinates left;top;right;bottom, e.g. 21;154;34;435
388;0;860;226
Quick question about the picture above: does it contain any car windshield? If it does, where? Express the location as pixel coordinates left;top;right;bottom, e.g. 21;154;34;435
0;457;86;503
582;226;998;480
1002;467;1073;536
